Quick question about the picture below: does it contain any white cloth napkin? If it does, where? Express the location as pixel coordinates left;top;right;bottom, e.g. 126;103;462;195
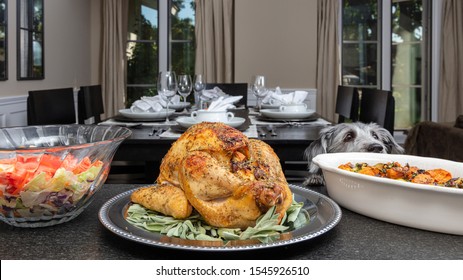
262;87;283;104
207;96;243;111
130;95;181;112
200;87;227;101
262;88;308;105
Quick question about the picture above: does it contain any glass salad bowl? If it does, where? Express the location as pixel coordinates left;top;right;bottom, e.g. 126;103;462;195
0;124;131;227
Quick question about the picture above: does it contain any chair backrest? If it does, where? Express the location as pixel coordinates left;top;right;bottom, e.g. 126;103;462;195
335;85;359;123
205;83;248;108
78;85;104;124
359;88;395;135
27;87;76;125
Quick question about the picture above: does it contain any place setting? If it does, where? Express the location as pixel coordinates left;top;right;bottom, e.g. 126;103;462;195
251;84;320;124
158;95;258;139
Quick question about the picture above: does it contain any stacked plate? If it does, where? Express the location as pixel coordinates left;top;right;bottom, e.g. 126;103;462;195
168;102;191;111
259;109;316;121
176;116;246;128
118;109;175;121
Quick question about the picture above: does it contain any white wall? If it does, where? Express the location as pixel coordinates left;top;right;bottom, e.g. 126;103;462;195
234;0;318;89
0;0;98;99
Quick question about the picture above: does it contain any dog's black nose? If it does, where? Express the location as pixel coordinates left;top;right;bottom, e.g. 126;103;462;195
367;143;384;153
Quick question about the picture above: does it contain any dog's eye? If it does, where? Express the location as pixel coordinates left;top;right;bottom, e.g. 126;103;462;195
344;132;354;142
371;132;379;140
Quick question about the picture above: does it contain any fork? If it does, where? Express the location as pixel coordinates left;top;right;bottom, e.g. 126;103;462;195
149;127;161;136
267;125;278;137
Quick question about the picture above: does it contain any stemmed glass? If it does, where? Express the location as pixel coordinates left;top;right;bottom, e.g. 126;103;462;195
193;74;205;110
252;75;268;112
157;71;178;124
177;74;192;113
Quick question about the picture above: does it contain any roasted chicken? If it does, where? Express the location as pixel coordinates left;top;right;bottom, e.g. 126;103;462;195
131;122;292;229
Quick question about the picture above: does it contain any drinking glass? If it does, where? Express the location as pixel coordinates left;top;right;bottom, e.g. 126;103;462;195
177;74;192;113
157;71;178;124
193;74;205;109
252;75;268;112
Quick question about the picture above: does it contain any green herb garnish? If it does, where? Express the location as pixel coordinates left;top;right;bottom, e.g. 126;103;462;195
126;196;309;244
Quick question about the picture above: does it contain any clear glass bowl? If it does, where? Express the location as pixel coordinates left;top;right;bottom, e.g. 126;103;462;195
0;125;131;227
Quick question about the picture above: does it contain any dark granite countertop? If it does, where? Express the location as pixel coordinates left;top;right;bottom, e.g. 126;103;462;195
1;184;462;260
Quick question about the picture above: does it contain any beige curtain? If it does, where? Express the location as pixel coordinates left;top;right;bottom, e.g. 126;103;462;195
438;0;463;122
101;0;128;118
316;0;339;123
195;0;234;83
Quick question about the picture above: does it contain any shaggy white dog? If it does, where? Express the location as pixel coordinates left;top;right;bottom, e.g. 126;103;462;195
303;122;404;186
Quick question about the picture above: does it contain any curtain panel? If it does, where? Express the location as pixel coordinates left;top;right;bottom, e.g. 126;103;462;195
102;0;128;118
438;0;463;122
316;0;340;123
195;0;234;83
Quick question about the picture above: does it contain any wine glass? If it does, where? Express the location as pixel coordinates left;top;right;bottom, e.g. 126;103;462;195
177;74;192;113
252;75;268;112
193;74;205;109
157;71;178;124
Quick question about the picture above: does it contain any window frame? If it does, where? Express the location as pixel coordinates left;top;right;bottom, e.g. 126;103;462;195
340;0;435;127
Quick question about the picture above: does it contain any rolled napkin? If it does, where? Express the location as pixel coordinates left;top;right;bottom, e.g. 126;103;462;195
262;88;308;105
130;95;181;112
207;96;243;111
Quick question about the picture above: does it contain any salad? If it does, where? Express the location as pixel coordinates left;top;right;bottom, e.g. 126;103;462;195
0;154;104;218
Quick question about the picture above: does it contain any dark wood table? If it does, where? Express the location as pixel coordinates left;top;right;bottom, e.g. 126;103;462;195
112;110;326;182
1;184;462;260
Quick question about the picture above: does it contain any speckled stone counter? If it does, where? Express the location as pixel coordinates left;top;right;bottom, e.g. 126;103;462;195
1;184;462;260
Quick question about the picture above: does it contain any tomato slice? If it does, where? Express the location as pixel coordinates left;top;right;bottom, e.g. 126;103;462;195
72;157;92;174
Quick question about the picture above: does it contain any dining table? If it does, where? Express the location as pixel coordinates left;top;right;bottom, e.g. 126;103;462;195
108;108;330;182
1;183;462;260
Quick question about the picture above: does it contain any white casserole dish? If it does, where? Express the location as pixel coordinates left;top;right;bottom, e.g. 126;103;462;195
313;152;463;235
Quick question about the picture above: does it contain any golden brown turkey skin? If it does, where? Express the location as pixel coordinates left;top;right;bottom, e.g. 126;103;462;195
154;122;292;229
130;185;193;219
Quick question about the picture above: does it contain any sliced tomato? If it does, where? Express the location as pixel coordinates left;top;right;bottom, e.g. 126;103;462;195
34;155;59;176
5;168;35;194
61;155;78;171
72;157;92;174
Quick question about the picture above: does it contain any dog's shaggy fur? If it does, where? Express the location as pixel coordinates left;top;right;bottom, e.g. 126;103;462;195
303;122;404;186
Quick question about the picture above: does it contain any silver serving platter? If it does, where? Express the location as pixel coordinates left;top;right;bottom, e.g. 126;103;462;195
98;184;342;251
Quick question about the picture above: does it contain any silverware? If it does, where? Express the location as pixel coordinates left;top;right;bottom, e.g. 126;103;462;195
155;128;167;137
148;127;159;136
267;125;277;137
258;128;267;137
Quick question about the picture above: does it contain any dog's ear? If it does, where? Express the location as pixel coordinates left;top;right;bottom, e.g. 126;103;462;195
377;127;404;154
303;125;336;162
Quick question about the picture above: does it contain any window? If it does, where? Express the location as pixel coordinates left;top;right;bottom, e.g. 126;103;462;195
17;0;44;80
0;0;7;81
170;0;195;76
342;0;380;87
126;0;195;107
341;0;431;129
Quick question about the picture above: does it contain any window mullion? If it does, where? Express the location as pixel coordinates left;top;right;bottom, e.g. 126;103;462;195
381;0;391;91
158;0;168;72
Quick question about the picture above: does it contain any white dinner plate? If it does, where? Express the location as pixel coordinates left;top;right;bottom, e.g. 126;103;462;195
169;102;191;110
176;116;246;128
313;152;463;235
260;109;316;119
119;109;175;120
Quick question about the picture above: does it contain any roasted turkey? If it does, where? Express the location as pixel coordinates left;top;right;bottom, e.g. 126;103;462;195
131;122;293;229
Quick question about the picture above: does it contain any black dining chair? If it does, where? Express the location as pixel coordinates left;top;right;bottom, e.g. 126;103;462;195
335;85;360;123
205;83;248;108
78;85;104;124
27;87;76;125
359;88;395;135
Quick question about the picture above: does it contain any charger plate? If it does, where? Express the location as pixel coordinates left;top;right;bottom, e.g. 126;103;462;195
98;184;341;251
